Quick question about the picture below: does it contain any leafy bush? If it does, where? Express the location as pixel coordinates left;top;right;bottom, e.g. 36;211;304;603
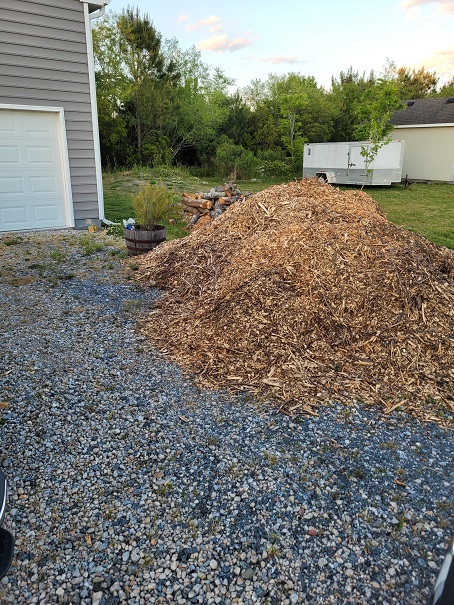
215;142;261;179
257;149;287;162
260;160;293;178
236;150;260;179
131;182;176;229
215;141;244;178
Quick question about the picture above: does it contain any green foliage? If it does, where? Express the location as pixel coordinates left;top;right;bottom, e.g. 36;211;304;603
214;142;260;179
79;234;106;256
329;67;376;141
260;159;293;178
92;13;451;179
236;149;260;179
353;69;403;187
436;76;454;98
131;182;176;229
395;66;439;99
215;141;244;178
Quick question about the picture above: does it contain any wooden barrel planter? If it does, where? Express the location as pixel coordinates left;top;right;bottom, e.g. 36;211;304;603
124;225;166;256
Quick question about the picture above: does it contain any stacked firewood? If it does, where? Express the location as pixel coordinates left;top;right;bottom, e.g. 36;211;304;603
182;183;250;229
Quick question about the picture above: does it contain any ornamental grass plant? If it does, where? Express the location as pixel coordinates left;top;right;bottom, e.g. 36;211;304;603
131;182;175;230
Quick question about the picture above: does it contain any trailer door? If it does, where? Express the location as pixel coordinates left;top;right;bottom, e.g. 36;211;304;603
347;144;368;175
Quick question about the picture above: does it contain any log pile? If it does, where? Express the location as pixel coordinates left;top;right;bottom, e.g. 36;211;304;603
182;183;250;230
134;179;454;425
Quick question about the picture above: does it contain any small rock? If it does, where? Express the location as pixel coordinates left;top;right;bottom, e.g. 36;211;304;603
241;568;254;580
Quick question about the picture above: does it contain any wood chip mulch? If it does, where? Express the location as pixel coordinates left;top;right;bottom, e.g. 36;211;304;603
135;179;454;425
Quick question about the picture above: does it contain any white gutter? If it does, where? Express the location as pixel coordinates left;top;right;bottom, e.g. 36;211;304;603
394;123;454;128
83;1;117;225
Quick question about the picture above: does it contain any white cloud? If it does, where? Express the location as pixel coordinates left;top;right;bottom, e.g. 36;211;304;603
401;0;454;13
196;34;253;52
256;56;306;65
419;47;454;79
177;14;190;23
186;15;222;32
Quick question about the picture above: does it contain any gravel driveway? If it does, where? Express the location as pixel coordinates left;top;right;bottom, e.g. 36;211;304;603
0;230;452;605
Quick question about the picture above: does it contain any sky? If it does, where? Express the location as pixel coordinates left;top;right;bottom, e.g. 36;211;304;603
104;0;454;90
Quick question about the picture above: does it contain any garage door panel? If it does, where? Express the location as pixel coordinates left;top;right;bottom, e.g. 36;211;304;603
0;108;70;231
0;205;28;226
26;145;56;164
23;113;55;134
30;175;60;194
0;146;20;163
0;176;25;195
0;114;16;133
33;204;65;223
0;173;63;196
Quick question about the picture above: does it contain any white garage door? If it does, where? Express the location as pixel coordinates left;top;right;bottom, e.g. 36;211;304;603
0;108;71;231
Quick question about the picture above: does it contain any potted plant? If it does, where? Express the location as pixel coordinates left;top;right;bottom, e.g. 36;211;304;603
125;181;175;256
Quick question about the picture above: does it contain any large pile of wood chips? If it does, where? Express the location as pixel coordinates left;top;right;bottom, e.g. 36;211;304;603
136;180;454;424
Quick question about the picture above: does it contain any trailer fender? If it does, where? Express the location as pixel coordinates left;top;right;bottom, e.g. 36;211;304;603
315;171;336;184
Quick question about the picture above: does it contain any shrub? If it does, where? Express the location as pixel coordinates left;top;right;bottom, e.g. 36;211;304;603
131;182;175;230
260;160;293;178
236;150;260;179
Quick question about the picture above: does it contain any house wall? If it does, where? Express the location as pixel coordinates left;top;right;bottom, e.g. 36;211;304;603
0;0;100;226
392;126;454;182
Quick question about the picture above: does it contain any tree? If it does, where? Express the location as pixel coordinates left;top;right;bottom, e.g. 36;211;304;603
268;73;334;165
436;76;454;97
329;68;376;141
117;7;178;164
248;101;282;153
354;73;403;188
161;39;232;165
395;66;439;99
218;91;253;147
92;14;130;166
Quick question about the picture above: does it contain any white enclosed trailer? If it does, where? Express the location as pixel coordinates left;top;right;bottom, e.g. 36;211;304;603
303;140;405;186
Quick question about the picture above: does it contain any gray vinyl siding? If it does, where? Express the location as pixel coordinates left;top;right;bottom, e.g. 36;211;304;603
0;0;100;227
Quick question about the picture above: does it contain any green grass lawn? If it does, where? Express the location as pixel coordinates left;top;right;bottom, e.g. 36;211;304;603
364;183;454;249
103;166;286;240
103;167;454;249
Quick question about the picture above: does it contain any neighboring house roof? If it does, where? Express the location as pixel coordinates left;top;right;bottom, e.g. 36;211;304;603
391;97;454;126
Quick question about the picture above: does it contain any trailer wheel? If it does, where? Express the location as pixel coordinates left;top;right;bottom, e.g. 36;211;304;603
316;173;327;183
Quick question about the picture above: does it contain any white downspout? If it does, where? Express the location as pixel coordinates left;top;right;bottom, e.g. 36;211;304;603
83;2;117;225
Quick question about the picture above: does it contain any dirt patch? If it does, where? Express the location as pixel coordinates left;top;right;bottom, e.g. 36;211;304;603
136;180;454;424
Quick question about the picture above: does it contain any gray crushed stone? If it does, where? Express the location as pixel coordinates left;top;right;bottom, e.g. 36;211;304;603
0;229;452;605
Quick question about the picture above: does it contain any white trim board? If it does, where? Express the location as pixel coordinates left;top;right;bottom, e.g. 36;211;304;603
83;1;104;224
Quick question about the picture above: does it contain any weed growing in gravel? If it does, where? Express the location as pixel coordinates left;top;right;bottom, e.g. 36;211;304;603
208;518;222;535
227;463;240;478
380;440;397;450
189;519;198;538
79;234;106;256
141;554;157;567
157;481;174;496
263;451;279;466
266;544;281;558
2;235;23;246
109;248;127;257
395;511;407;531
50;250;66;263
169;507;181;521
206;435;220;446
